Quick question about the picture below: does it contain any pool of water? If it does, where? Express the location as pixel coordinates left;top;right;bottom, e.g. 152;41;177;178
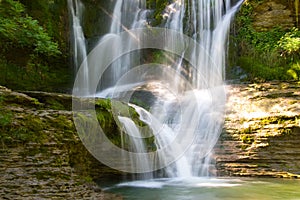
102;177;300;200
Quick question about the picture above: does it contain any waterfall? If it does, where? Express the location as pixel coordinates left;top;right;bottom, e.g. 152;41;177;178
68;0;89;95
96;0;150;91
70;0;244;178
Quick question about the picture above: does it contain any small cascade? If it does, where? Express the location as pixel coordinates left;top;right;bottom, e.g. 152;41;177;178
118;116;153;179
70;0;244;178
130;87;225;177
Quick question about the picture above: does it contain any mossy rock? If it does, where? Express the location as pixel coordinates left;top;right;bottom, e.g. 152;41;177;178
1;85;155;150
94;98;153;149
22;91;72;110
0;88;42;109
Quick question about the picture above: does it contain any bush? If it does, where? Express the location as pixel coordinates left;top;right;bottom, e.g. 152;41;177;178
0;0;61;56
0;0;72;91
233;2;300;82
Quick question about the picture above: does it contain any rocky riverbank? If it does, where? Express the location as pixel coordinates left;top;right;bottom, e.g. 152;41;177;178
0;81;300;198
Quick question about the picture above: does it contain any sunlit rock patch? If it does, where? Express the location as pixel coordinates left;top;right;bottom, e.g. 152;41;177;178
215;82;300;178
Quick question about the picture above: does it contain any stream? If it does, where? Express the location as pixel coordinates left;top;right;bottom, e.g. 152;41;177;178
101;178;300;200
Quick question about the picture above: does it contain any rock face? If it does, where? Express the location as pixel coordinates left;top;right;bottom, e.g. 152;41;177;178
215;82;300;178
0;144;122;200
251;0;295;31
0;86;123;199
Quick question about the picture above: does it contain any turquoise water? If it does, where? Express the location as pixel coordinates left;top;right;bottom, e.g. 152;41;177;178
103;177;300;200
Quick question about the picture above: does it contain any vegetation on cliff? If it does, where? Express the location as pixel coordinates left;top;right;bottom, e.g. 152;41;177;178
231;0;300;81
0;0;70;92
1;0;299;91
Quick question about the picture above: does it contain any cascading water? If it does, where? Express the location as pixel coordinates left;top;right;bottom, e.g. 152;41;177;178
92;0;150;92
68;0;89;95
70;0;244;179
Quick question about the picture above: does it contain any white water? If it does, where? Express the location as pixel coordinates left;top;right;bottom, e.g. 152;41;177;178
69;0;244;178
118;116;153;178
101;0;148;91
114;177;243;189
68;0;89;94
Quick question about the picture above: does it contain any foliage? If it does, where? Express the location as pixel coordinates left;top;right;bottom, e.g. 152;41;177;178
146;0;169;26
277;28;300;80
20;0;69;53
0;0;61;56
287;62;300;80
233;1;300;81
236;3;287;53
0;56;72;91
0;0;71;91
237;56;288;81
277;28;300;56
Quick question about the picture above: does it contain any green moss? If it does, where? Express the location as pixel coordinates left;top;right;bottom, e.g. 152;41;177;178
0;90;156;153
0;109;12;127
95;98;111;109
240;144;249;150
0;105;74;145
260;116;297;126
95;98;155;150
21;92;73;110
240;134;255;144
96;100;114;127
83;175;93;183
0;109;13;144
0;93;43;109
45;99;65;110
237;56;289;81
8;115;49;144
50;115;74;131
